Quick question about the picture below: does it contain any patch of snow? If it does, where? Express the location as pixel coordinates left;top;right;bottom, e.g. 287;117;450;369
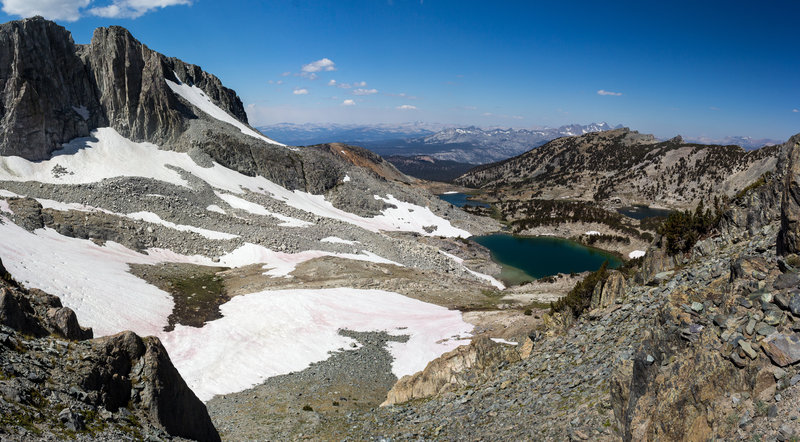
165;76;284;146
629;250;646;259
586;231;601;236
342;175;351;183
372;194;471;238
491;338;517;346
438;250;505;290
202;242;401;278
442;191;459;195
71;105;89;120
126;211;238;240
161;288;474;401
0;220;174;337
36;198;113;214
0;199;11;214
206;204;226;215
214;192;313;227
320;236;359;245
0;189;19;197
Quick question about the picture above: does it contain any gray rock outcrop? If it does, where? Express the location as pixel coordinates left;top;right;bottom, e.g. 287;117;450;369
777;135;800;255
0;17;101;160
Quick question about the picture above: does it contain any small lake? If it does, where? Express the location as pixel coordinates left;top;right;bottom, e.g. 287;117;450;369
473;234;622;285
616;205;673;220
438;192;490;208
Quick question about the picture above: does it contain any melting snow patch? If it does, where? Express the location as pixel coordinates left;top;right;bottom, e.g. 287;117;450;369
491;338;517;346
0;199;11;214
586;231;601;236
166;75;284;146
320;236;359;245
342;175;351;183
160;288;474;401
439;250;505;290
442;191;459;195
214;192;313;227
0;219;174;337
629;250;646;259
206;204;226;215
373;194;471;238
126;211;238;240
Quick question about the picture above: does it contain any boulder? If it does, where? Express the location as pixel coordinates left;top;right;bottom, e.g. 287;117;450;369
762;333;800;367
47;307;92;340
381;336;520;406
0;287;48;337
93;331;220;441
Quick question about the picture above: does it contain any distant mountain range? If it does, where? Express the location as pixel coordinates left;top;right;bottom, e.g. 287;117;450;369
259;122;620;165
683;135;782;150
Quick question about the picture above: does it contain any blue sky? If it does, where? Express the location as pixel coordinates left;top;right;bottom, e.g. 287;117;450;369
1;0;799;140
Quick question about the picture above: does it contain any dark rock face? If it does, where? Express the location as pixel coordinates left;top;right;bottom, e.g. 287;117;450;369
0;287;48;337
0;17;254;162
778;135;800;255
92;332;221;441
0;17;102;160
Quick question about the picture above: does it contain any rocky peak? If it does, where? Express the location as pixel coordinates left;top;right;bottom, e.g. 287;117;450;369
0;17;101;160
0;17;255;160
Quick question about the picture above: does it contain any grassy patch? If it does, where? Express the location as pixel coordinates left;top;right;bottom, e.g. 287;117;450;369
129;263;229;331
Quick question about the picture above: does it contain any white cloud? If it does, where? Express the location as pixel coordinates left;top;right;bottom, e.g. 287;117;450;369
301;58;336;73
281;72;291;77
353;81;367;87
482;112;493;116
794;109;799;113
341;99;356;106
89;0;191;19
267;80;284;85
597;89;623;96
1;0;190;20
352;88;378;96
2;0;90;21
397;104;417;110
328;79;337;86
293;88;309;95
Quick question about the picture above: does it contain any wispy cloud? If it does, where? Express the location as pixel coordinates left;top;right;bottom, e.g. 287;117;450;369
397;104;417;110
293;88;309;95
342;99;356;106
267;80;284;85
462;105;477;110
90;0;191;19
794;109;799;113
301;58;336;73
386;92;418;100
709;106;720;111
1;0;190;20
352;88;378;96
328;79;337;86
597;89;623;96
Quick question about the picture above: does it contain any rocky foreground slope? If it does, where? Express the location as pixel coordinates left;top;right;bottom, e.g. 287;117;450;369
301;134;799;441
0;258;220;440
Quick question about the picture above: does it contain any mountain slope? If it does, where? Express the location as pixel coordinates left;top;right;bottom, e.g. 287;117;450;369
456;128;780;209
0;18;507;432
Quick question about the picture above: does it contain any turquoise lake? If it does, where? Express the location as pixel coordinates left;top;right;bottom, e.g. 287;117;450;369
473;234;622;285
438;192;491;208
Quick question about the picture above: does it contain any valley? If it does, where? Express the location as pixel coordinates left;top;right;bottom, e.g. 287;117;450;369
0;13;798;442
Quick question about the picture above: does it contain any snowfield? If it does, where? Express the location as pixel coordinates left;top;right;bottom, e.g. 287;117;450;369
165;75;285;146
0;127;469;238
0;220;473;402
162;288;473;401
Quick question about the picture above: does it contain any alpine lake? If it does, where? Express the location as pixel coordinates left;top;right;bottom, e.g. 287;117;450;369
439;193;622;285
